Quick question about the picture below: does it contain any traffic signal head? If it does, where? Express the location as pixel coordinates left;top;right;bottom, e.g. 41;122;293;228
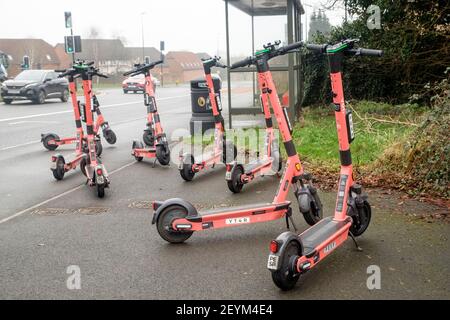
65;36;75;53
22;56;30;69
65;12;72;28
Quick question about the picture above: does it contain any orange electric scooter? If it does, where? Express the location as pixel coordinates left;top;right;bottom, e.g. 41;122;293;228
178;56;237;181
51;61;110;198
124;61;171;166
152;41;323;244
41;79;116;152
267;39;382;290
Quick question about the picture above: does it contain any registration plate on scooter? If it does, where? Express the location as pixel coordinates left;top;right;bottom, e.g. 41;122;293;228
225;171;232;180
267;254;279;270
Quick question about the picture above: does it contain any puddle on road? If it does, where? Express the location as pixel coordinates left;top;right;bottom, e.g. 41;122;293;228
31;207;110;216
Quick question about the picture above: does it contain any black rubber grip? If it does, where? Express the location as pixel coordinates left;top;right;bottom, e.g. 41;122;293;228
123;69;138;76
306;43;327;53
230;56;253;69
359;48;383;57
279;41;303;54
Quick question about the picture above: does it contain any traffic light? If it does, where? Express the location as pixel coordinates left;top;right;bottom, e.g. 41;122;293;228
21;56;30;70
65;12;72;28
64;36;82;54
65;36;75;53
73;36;82;53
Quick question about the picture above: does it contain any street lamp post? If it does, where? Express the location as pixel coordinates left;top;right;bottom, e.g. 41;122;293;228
303;3;313;41
141;12;146;62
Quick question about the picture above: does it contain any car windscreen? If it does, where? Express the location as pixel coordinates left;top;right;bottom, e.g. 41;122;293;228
15;70;46;81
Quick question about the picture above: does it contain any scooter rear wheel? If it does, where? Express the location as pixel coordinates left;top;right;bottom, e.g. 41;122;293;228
271;240;301;291
52;157;65;181
180;154;195;181
222;141;237;164
104;129;117;145
42;134;59;151
156;144;171;166
350;201;371;236
97;184;105;198
227;165;244;193
132;141;144;162
156;205;194;243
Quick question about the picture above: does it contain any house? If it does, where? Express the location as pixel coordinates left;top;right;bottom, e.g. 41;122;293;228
0;39;60;77
196;52;212;61
126;47;162;65
55;39;131;75
55;40;162;77
164;51;204;83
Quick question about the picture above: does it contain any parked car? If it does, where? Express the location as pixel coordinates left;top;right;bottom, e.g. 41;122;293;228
1;70;69;104
122;74;156;94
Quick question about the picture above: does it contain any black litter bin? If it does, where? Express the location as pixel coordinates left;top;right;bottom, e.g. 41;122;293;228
190;75;221;135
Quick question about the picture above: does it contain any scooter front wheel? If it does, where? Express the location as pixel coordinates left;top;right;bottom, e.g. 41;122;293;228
42;133;59;151
350;201;371;236
156;205;194;243
227;165;244;193
95;138;103;157
52;157;65;181
156;144;171;166
103;129;117;145
143;130;155;147
180;154;195;181
271;240;301;291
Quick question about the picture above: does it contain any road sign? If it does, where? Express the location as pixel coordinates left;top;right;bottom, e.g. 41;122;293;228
160;41;165;52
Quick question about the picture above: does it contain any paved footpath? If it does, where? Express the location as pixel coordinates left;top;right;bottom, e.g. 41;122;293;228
0;87;448;299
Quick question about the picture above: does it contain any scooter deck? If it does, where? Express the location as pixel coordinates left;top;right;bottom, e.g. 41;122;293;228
243;157;272;175
299;216;352;256
189;201;291;221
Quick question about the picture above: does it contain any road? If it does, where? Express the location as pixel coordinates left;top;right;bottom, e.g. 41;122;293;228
0;86;448;299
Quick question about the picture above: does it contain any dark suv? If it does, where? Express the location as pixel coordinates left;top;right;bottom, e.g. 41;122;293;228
1;70;69;104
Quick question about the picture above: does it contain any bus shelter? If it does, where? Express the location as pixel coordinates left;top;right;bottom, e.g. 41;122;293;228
224;0;305;128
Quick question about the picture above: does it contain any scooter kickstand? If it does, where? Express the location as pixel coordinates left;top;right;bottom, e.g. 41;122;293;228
285;208;298;232
349;232;363;252
152;158;157;168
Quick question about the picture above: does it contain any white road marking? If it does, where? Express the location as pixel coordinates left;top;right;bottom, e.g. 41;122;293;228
9;120;58;125
0;95;190;151
0;140;41;151
0;161;136;225
0;94;189;123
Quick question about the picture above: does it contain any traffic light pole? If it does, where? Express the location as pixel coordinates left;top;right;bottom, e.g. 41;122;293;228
70;27;75;63
160;52;164;88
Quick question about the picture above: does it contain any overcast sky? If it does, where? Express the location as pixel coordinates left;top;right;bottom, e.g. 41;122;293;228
0;0;345;56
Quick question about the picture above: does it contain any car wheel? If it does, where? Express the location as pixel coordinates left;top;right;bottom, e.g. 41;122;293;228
35;91;46;104
123;90;128;94
3;99;12;105
60;89;69;102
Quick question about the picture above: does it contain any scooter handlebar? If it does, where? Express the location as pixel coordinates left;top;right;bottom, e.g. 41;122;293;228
357;48;383;57
306;43;328;53
278;41;304;54
230;56;254;69
123;60;164;76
